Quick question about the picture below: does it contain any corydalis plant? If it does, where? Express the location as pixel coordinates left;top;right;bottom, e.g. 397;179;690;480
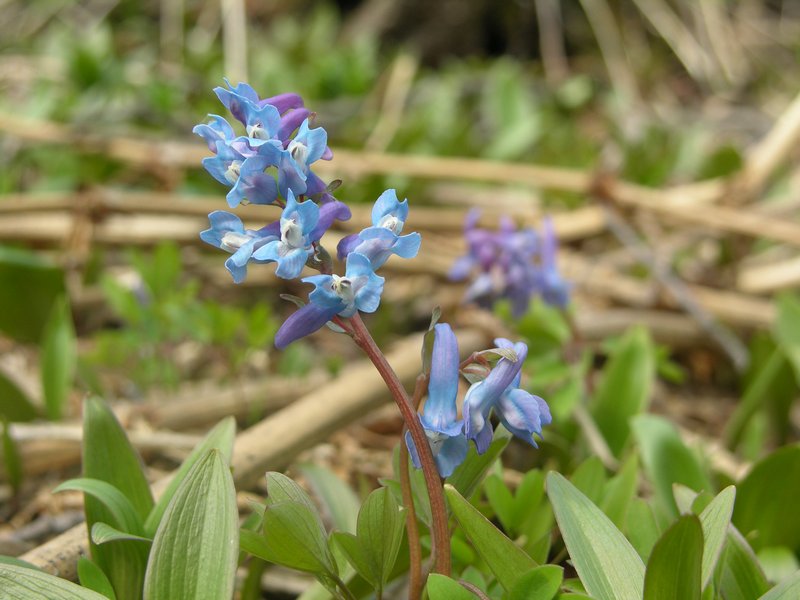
450;210;571;316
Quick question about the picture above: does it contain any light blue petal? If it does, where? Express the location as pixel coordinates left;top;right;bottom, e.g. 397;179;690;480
229;238;257;267
224;257;248;284
278;153;307;197
200;211;244;247
292;198;321;236
307;276;347;311
352;272;384;315
296;119;328;164
252;240;281;262
434;435;469;477
345;252;377;279
422;324;460;431
371;189;407;225
274;247;309;279
497;388;546;447
393;232;421;259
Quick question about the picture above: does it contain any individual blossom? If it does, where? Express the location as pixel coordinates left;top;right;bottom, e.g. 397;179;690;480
275;118;331;198
200;211;279;283
274;252;384;349
337;189;421;269
462;338;551;453
405;323;469;477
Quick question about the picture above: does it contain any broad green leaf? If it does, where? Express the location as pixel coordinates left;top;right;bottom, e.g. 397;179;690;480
0;563;108;599
1;418;23;492
632;414;711;515
591;327;655;456
299;464;360;534
757;547;800;585
673;484;699;514
601;455;638;528
512;470;547;533
77;557;117;600
717;528;769;600
546;472;644;600
0;370;38;422
0;246;66;343
426;574;475;600
626;499;661;561
484;474;515;532
643;515;703;600
733;445;800;552
144;449;238;600
758;571;800;600
509;565;563;600
571;456;607;505
447;429;510;500
247;502;336;576
54;479;144;536
91;523;152;546
0;556;41;570
144;417;235;535
40;296;76;420
331;488;404;592
265;471;320;512
698;486;736;586
445;484;536;592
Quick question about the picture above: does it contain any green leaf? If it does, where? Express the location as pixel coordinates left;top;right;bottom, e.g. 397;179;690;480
1;418;23;492
591;327;655;456
0;246;66;342
733;445;800;552
570;456;607;505
244;502;337;577
445;483;536;592
91;523;152;546
40;296;76;420
143;449;238;600
54;479;144;536
0;556;41;570
447;428;510;499
546;472;645;600
144;417;235;535
643;515;703;600
0;370;38;422
698;486;736;586
509;565;563;600
758;571;800;600
717;528;770;600
332;488;405;592
77;557;117;599
265;471;320;512
601;455;639;529
426;574;475;600
0;563;108;599
775;294;800;379
625;498;661;561
299;464;360;534
631;414;711;515
484;474;515;532
758;547;800;584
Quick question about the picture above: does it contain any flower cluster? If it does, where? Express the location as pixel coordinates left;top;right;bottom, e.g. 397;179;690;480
196;82;420;347
449;210;571;317
406;323;552;477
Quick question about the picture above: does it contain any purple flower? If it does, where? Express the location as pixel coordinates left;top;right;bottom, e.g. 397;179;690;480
463;339;551;453
200;211;279;283
337;190;421;269
405;323;468;477
274;252;384;349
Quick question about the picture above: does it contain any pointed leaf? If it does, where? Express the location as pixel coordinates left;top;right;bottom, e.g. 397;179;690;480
0;563;108;599
717;528;770;600
698;486;736;586
546;472;645;600
601;455;638;528
426;574;475;600
509;565;563;600
41;296;76;420
244;502;336;576
625;498;661;561
759;571;800;600
591;327;655;456
77;557;117;599
632;414;711;515
445;484;536;592
54;479;144;536
643;515;703;600
0;371;38;422
143;449;238;600
144;417;235;535
91;522;152;546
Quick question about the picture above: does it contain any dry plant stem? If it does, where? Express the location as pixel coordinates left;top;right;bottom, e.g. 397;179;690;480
345;313;451;577
400;373;429;600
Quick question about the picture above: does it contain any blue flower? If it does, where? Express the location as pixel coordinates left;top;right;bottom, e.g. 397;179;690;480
225;155;280;208
200;211;279;283
274;252;385;348
276;118;330;197
462;339;550;452
405;323;469;477
337;190;421;269
251;191;320;279
193;115;235;151
201;140;249;187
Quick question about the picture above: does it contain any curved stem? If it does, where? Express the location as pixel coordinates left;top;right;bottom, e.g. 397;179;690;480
345;313;451;576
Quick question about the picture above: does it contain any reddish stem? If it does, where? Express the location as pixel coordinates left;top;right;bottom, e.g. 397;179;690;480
346;313;451;576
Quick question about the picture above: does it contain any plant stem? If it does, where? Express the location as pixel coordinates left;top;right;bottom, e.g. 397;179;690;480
400;374;429;600
345;313;451;576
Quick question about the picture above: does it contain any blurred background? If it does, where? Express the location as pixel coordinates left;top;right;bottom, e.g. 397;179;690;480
1;0;800;577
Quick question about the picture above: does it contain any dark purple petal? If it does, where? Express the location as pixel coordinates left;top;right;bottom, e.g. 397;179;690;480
274;302;339;349
337;233;360;260
260;93;305;114
309;200;351;242
278;108;312;144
